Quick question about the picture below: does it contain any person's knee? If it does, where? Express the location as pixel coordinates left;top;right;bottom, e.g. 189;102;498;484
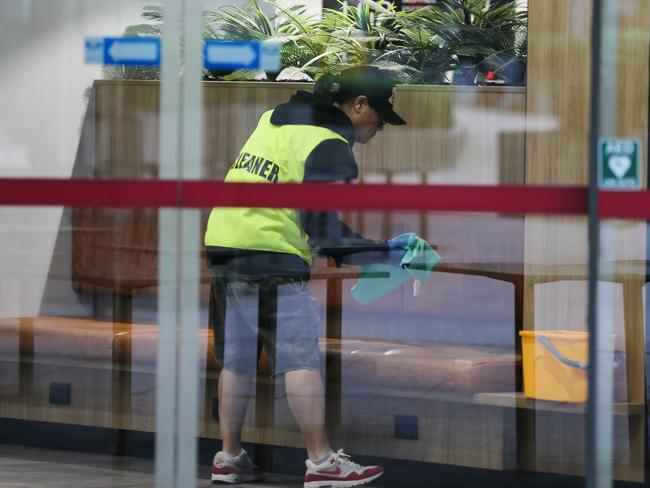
283;368;323;391
219;367;256;394
221;366;256;381
283;367;320;376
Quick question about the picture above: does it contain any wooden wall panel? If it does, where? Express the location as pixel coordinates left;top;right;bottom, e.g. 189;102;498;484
356;85;526;181
524;0;649;482
522;0;593;320
202;82;312;179
618;0;650;161
91;81;525;184
525;0;593;185
525;0;649;184
94;83;161;178
616;11;650;474
524;0;649;333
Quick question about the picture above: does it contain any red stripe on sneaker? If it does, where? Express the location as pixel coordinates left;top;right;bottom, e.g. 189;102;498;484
305;466;383;482
316;467;342;475
211;465;235;475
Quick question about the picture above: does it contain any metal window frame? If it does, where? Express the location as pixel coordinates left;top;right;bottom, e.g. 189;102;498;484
156;0;204;487
587;0;618;487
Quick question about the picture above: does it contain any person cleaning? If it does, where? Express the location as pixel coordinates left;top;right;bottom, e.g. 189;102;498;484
204;65;437;487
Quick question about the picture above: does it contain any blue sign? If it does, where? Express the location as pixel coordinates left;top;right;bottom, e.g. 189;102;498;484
259;41;281;72
104;37;160;66
85;37;160;66
85;38;104;64
204;40;281;72
205;40;260;70
86;37;282;71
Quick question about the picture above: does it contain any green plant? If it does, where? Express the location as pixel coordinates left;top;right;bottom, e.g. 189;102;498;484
258;1;347;79
320;0;402;50
102;6;163;80
206;0;338;80
315;0;411;78
373;8;455;84
105;0;527;86
419;0;527;84
206;0;301;41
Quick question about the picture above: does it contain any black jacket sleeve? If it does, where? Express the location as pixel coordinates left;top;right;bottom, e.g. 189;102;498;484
300;139;390;266
303;139;358;181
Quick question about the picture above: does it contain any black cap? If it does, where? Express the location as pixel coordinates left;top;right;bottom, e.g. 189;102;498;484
327;66;406;126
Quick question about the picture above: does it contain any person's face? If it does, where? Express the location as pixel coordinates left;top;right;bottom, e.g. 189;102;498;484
346;96;386;144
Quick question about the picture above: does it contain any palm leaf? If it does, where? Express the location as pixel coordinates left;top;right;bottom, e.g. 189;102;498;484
124;24;160;37
221;69;267;81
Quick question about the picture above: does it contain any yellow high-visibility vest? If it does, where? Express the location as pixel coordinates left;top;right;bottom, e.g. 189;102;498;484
204;110;348;264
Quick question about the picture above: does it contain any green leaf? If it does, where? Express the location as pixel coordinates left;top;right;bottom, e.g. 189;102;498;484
221;69;267;81
124;24;159;37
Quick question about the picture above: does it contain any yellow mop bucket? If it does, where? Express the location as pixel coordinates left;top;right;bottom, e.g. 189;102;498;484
519;330;589;403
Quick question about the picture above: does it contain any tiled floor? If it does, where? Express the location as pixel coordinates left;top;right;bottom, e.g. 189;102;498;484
0;445;303;488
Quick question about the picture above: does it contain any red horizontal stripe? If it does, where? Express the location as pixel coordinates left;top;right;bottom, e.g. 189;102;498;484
600;190;650;219
0;178;647;219
0;179;178;208
184;181;588;214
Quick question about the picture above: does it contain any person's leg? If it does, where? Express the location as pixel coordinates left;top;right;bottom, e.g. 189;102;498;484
219;368;255;456
271;279;332;460
284;368;331;460
213;277;259;456
290;368;384;488
272;279;384;487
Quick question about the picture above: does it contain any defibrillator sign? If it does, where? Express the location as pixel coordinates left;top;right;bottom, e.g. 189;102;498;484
598;138;641;189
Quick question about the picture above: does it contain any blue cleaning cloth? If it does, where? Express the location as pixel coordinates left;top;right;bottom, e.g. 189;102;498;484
350;233;441;305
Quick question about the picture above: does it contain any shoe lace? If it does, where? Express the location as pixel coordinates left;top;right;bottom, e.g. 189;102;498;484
333;449;362;469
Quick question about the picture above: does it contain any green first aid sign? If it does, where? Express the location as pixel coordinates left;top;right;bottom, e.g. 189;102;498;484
598;138;642;189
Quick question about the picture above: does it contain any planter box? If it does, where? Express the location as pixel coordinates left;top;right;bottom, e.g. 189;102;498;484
78;80;526;184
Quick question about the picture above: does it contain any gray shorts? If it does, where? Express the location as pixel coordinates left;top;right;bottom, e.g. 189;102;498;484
210;275;321;376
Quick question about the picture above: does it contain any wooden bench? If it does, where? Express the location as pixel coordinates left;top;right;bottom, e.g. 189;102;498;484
2;310;641;475
0;315;520;467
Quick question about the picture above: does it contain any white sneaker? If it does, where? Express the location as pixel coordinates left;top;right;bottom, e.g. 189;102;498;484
210;448;262;484
304;449;383;487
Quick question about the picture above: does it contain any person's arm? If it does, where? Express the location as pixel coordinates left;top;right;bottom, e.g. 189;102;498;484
300;139;395;267
299;210;392;266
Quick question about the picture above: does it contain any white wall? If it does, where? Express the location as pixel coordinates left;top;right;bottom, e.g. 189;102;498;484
0;1;148;317
275;0;322;18
0;0;256;317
